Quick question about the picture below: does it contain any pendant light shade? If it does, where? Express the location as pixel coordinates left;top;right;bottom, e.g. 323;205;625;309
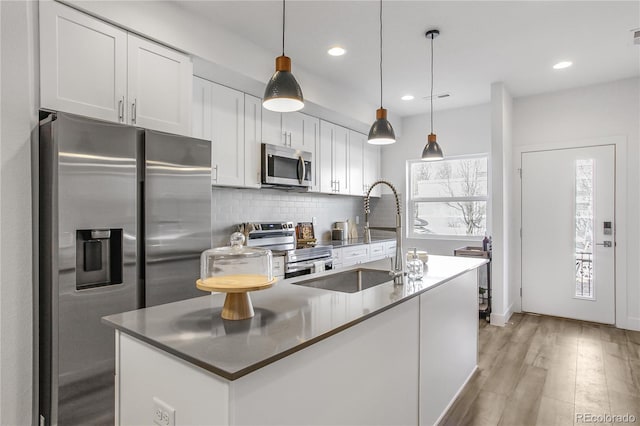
263;0;304;112
368;0;396;145
422;133;444;161
368;108;396;145
421;29;444;160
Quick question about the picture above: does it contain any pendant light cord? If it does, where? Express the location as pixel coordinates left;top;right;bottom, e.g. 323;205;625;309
430;34;434;134
379;0;384;108
282;0;286;56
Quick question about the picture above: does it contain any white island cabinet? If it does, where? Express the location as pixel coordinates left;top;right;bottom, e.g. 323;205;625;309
106;255;483;426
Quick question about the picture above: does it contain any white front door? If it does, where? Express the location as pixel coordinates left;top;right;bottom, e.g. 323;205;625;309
521;145;615;324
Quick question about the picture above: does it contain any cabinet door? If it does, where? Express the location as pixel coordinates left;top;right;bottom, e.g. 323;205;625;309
348;131;365;196
304;116;320;192
192;77;212;139
363;144;382;197
333;125;349;194
127;33;192;136
319;121;335;193
244;94;262;188
210;83;245;187
261;108;283;145
283;112;315;152
40;1;127;123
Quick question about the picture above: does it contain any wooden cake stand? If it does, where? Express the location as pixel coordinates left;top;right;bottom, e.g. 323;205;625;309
196;274;276;320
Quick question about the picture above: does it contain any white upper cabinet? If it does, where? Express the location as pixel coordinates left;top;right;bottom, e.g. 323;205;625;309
319;120;349;194
333;124;349;194
192;78;245;187
244;94;262;188
127;34;192;135
363;143;382;198
261;109;282;145
40;1;192;136
40;1;127;123
282;112;316;153
348;131;365;196
210;82;245;187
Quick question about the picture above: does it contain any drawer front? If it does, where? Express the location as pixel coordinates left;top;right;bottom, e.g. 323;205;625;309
369;243;385;258
273;256;285;278
383;241;397;257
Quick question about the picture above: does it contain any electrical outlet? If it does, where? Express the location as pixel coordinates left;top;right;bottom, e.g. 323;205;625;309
153;397;176;426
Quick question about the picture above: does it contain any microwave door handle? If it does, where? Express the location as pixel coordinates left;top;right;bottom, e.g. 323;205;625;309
297;155;305;184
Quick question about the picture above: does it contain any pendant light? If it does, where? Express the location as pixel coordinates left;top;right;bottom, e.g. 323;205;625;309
422;29;444;161
368;0;396;145
263;0;304;112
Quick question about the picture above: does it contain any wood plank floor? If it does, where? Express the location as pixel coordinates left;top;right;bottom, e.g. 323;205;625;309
439;313;640;426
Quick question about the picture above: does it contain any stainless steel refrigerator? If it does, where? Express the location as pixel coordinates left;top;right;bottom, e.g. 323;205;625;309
37;112;211;425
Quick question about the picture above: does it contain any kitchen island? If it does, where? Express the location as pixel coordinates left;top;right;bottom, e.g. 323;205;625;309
103;255;486;426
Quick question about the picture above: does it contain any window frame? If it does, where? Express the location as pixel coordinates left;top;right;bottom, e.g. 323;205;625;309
406;153;490;240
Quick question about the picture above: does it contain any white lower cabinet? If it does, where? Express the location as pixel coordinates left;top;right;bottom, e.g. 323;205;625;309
342;245;369;267
332;247;343;270
40;1;192;135
115;269;479;426
272;256;285;279
369;242;386;261
384;241;397;258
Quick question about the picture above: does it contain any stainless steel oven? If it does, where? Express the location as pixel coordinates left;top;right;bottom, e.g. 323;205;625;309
261;143;312;188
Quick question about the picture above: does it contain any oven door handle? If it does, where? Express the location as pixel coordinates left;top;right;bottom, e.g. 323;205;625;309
297;155;305;184
286;259;331;273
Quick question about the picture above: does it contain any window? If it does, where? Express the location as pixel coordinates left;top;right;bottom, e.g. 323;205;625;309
407;155;489;238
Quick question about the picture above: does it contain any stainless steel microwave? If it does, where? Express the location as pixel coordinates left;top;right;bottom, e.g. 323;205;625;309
261;143;312;188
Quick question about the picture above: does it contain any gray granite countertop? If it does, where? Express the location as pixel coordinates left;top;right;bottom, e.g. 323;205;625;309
102;255;486;381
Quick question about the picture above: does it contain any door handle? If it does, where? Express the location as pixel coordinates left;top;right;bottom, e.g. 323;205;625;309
595;241;612;247
131;99;137;124
118;97;124;122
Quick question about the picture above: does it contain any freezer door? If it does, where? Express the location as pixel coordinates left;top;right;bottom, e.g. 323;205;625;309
144;130;212;307
41;113;139;425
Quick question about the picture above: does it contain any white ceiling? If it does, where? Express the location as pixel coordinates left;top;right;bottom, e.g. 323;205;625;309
177;1;640;117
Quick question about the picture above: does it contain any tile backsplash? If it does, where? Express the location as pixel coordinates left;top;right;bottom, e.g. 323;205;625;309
211;187;373;247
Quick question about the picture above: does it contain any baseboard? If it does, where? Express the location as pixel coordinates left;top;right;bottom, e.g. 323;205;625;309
490;303;514;327
433;366;478;426
626;316;640;331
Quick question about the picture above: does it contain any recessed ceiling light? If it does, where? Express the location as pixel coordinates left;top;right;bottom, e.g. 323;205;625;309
401;95;414;101
553;61;573;70
328;46;346;56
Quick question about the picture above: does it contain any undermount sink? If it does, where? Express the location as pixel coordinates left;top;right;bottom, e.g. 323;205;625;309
293;268;393;293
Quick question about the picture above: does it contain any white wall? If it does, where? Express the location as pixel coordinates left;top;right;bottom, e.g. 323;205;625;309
381;103;491;256
0;0;39;424
490;83;514;326
512;77;640;330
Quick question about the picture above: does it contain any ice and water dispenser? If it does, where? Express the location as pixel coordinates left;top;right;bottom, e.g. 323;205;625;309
75;229;123;290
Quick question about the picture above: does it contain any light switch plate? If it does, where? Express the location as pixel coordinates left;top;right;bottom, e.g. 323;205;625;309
153;397;176;426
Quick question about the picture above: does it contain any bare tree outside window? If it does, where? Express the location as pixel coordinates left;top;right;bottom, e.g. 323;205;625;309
409;156;488;237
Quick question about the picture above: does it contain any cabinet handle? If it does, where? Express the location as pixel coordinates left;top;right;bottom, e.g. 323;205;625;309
131;99;137;124
118;97;124;122
283;132;288;146
213;164;218;182
337;180;341;193
289;132;293;147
